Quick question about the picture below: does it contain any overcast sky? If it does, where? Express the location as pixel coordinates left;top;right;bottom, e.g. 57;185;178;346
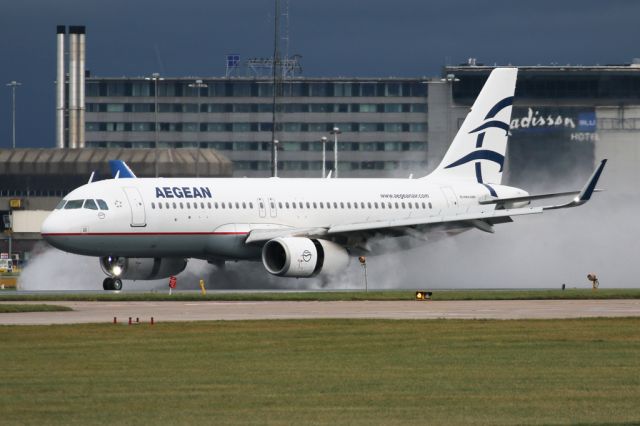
1;0;639;148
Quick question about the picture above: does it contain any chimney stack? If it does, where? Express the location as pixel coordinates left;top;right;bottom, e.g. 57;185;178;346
56;25;66;149
77;26;86;148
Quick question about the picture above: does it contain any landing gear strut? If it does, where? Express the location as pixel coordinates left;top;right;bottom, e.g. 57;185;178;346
102;277;123;291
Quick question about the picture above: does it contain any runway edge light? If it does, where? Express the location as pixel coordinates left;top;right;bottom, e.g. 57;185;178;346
415;291;433;301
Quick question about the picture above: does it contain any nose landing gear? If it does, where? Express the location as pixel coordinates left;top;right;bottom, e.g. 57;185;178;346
102;277;123;291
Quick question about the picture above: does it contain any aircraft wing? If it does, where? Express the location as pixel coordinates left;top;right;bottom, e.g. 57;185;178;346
326;206;543;235
244;159;606;243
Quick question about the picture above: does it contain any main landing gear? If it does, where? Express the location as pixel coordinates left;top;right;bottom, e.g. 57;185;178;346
103;277;123;291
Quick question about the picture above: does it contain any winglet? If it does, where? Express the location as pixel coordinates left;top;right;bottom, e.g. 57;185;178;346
577;159;607;203
544;159;607;210
109;160;137;179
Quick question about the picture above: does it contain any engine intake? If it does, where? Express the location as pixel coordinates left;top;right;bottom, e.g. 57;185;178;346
100;256;187;280
262;237;349;278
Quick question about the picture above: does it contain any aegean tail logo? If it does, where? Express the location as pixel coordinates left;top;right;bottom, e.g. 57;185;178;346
444;96;513;195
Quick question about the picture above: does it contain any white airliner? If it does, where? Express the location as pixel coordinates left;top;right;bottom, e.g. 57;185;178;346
41;68;607;290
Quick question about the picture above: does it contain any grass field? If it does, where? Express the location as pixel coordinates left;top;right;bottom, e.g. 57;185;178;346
1;288;640;302
1;318;639;425
0;304;72;313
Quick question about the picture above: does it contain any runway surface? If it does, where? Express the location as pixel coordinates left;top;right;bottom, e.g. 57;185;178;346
1;299;640;325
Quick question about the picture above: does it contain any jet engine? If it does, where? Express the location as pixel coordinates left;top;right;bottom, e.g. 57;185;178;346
261;237;349;278
100;256;187;280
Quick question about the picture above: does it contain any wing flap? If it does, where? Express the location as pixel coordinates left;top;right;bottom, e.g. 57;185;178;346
245;227;328;244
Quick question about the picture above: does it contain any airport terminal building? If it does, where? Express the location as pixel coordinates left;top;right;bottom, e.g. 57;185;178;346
83;77;430;177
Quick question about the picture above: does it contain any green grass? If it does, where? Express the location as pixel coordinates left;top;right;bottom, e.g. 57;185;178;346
0;304;72;313
1;319;639;425
1;288;640;302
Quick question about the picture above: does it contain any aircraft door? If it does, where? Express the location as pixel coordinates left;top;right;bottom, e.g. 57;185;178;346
269;197;277;218
257;198;266;218
122;187;147;227
441;187;459;208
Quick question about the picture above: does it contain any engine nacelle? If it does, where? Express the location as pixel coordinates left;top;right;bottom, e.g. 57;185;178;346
261;237;349;278
100;256;187;280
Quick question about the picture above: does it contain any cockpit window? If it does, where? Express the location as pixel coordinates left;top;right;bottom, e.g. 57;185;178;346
97;199;109;210
64;200;84;209
84;199;99;210
55;200;67;210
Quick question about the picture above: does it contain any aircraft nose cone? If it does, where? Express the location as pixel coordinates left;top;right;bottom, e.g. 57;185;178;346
41;212;63;247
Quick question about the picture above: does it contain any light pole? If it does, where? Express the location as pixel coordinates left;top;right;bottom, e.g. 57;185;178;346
6;81;21;149
188;79;208;177
145;73;163;177
440;74;459;157
273;139;279;177
320;136;327;178
330;126;341;178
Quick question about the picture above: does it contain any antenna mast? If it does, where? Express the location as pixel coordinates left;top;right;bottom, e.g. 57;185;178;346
270;0;282;177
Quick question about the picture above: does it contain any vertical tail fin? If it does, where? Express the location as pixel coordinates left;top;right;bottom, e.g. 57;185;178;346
429;68;518;187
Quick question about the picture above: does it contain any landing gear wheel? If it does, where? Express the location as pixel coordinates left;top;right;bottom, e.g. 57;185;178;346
112;278;123;291
103;277;114;291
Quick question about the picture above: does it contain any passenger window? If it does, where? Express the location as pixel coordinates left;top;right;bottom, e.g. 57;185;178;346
235;202;240;209
83;199;99;210
395;202;399;209
243;202;247;209
401;202;406;209
367;202;372;209
165;202;170;209
64;200;84;209
299;202;303;208
360;202;365;208
326;203;330;209
285;202;290;209
193;203;197;209
422;202;426;209
306;202;310;208
214;202;218;209
249;202;253;209
173;202;177;209
292;203;296;209
221;202;226;209
55;200;67;209
319;202;324;208
158;203;163;209
259;202;264;209
278;202;283;209
429;202;433;209
346;202;351;209
313;202;317;209
340;202;344;209
151;202;156;210
333;202;338;208
374;202;379;209
186;202;191;209
381;203;385;209
180;202;184;209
